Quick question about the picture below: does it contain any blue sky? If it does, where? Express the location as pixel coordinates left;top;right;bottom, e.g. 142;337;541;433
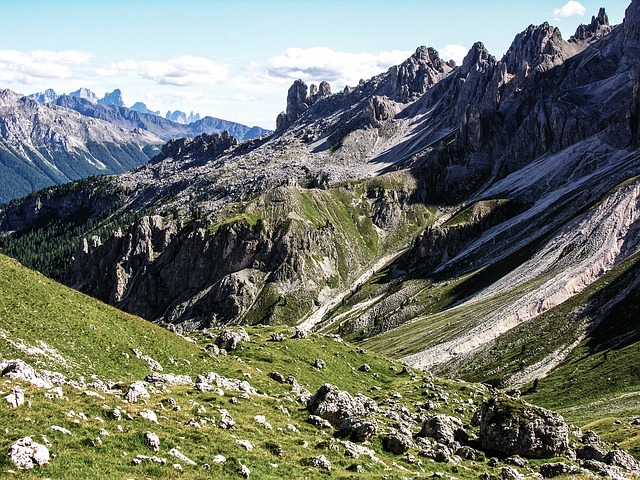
0;0;631;129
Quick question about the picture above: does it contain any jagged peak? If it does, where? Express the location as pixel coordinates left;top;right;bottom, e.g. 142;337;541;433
571;7;613;42
501;22;567;75
625;0;640;45
459;41;496;77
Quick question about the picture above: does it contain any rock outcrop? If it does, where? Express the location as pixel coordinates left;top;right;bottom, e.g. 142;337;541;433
478;396;569;458
8;437;50;469
307;384;377;429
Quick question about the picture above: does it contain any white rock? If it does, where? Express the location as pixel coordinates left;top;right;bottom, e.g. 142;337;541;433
5;386;24;408
139;409;158;423
213;454;226;463
50;425;72;435
125;381;150;403
8;437;50;469
144;432;160;452
235;439;254;451
169;448;196;466
238;462;251;478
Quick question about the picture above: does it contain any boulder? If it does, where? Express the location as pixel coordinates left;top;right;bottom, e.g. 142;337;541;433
539;462;579;478
418;414;466;447
311;454;332;471
338;418;378;442
383;431;414;454
144;431;160;452
307;384;377;428
499;466;524;480
124;381;150;403
8;437;50;469
479;395;569;458
214;328;250;351
5;386;24;408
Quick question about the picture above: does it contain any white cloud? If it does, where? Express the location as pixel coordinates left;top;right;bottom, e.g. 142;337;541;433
438;44;468;65
553;0;586;19
263;47;411;89
231;94;258;102
98;56;228;87
0;49;93;84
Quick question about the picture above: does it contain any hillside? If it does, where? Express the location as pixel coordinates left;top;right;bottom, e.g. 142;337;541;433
2;2;640;462
1;254;639;478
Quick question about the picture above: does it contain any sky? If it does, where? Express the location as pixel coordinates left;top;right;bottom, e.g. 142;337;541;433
0;0;631;129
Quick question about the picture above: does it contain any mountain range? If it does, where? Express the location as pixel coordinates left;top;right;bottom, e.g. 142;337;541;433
1;3;640;476
0;87;271;203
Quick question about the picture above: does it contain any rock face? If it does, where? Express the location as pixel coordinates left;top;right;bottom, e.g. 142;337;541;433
8;437;50;469
276;79;332;131
572;8;612;42
478;396;569;458
98;89;126;108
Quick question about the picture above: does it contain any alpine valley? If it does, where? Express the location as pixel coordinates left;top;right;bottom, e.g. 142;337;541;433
1;2;640;479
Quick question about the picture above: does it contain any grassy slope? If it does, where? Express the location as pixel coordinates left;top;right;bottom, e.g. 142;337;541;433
0;254;491;479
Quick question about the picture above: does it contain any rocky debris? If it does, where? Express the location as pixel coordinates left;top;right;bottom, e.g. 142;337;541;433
8;437;50;469
418;414;466;447
0;359;53;388
291;329;307;339
383;431;414;454
214;328;250;351
311;454;332;471
139;409;158;423
124;381;150;403
338;418;378;442
478;396;569;458
308;414;333;429
169;447;196;466
132;349;163;371
312;359;326;369
269;371;286;383
307;384;377;429
499;466;524;480
358;363;371;372
218;409;236;429
270;332;285;342
419;442;453;463
144;432;160;452
238;462;251;478
144;372;192;386
132;455;167;466
505;455;528;467
213;454;226;463
235;439;254;451
254;415;272;429
50;425;72;435
196;372;256;395
5;386;24;408
539;462;579;478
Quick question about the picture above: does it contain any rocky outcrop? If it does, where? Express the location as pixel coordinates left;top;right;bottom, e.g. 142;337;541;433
307;384;377;429
276;79;332;131
98;89;126;108
571;8;612;42
478;396;569;458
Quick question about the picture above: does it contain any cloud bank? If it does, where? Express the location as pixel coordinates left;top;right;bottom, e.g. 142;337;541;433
0;50;93;84
553;1;586;19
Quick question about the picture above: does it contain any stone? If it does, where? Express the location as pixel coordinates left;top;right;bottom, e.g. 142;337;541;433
499;466;524;480
312;454;332;471
604;448;640;471
307;384;377;429
478;396;569;458
358;363;371;372
124;381;150;403
139;409;158;423
50;425;72;435
144;431;160;452
169;448;196;466
270;332;285;342
8;437;50;469
214;328;250;351
338;418;378;442
576;443;607;462
313;359;326;369
236;439;254;451
144;372;192;386
383;431;414;454
269;371;286;383
308;415;333;429
238;462;251;477
418;414;465;447
5;386;24;408
539;462;579;478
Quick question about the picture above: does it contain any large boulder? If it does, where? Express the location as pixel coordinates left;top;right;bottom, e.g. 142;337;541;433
478;396;569;458
418;414;466;447
214;328;250;351
0;359;53;388
8;437;50;469
307;384;377;429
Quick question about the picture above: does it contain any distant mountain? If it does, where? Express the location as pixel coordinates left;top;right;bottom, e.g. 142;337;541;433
130;101;160;116
27;88;58;104
69;87;98;103
55;95;271;141
0;89;161;204
165;110;201;124
97;88;125;108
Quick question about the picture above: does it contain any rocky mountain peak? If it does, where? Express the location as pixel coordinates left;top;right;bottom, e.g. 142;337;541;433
69;87;98;103
572;7;613;42
98;88;125;108
275;79;332;131
502;22;568;76
459;41;496;77
389;46;452;102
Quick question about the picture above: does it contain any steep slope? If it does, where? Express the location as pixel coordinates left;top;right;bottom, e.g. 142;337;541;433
0;89;161;204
